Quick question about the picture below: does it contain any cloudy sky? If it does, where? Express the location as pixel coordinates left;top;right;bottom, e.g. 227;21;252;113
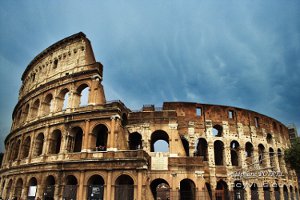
0;1;299;151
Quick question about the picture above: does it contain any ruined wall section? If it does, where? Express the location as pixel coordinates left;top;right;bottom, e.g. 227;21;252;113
10;33;106;133
19;32;97;99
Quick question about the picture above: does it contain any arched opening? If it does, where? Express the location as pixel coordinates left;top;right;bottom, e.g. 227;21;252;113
16;110;22;125
44;175;55;200
150;130;169;152
277;148;284;172
283;185;289;200
93;124;108;151
258;144;266;168
274;183;280;200
34;133;44;157
48;130;62;154
44;93;54;115
195;138;208;161
5;180;12;200
77;84;90;107
121;113;128;127
28;177;38;200
87;175;105;200
233;181;245;200
63;175;78;200
58;88;69;110
115;175;134;200
216;180;229;200
14;178;23;199
214;140;224;166
129;132;142;150
180;179;196;200
1;180;5;195
266;133;273;144
269;148;275;169
21;136;31;159
205;183;212;200
212;125;223;137
12;139;21;160
23;104;29;122
251;183;259;200
150;179;170;200
31;99;40;119
245;142;253;165
263;184;271;200
69;127;83;153
290;186;295;200
230;140;240;166
181;137;190;156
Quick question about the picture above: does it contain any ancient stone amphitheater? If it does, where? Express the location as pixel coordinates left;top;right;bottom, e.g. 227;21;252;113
0;32;298;200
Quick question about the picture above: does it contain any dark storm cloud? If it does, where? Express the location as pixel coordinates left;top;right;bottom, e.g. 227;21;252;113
0;0;300;151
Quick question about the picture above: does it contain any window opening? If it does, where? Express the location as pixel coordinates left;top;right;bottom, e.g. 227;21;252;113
254;117;259;128
196;107;202;116
228;110;234;119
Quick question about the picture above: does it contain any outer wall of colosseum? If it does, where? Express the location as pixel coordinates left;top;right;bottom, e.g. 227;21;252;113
0;32;298;200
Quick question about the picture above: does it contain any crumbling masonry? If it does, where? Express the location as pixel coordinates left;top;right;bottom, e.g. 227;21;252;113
0;32;298;200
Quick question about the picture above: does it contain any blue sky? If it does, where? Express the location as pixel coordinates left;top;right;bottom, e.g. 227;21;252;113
0;1;299;151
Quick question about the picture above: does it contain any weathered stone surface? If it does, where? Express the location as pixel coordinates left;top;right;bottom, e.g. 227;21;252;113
0;33;298;200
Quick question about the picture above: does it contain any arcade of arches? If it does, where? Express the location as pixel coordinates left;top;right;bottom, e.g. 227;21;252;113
1;32;298;200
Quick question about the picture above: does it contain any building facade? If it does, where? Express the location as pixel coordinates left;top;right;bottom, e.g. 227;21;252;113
0;32;299;200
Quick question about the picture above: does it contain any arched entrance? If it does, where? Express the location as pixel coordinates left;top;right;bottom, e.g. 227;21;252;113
230;141;240;166
44;175;55;200
150;179;170;200
214;140;224;165
274;183;280;200
150;130;169;152
129;132;142;150
283;185;289;200
195;138;208;161
114;175;134;200
63;175;78;200
179;179;195;200
14;178;23;199
216;180;229;200
251;183;259;200
93;124;108;151
27;177;38;200
263;184;271;200
87;175;105;200
233;181;244;200
70;127;83;152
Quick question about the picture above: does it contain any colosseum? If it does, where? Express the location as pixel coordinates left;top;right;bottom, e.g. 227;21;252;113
0;32;298;200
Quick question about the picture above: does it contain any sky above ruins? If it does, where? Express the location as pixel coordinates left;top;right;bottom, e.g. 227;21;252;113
0;1;300;151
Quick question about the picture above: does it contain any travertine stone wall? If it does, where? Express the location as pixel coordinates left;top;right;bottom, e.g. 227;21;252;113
0;33;298;200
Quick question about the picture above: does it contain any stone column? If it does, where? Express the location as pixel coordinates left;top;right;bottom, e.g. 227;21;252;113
108;115;120;151
210;181;217;200
42;125;50;156
28;131;36;162
257;184;264;200
224;141;231;166
78;171;85;200
244;185;251;200
137;171;142;200
83;120;90;152
208;142;215;167
106;170;112;200
253;149;260;170
239;146;247;169
17;134;25;161
169;123;178;155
